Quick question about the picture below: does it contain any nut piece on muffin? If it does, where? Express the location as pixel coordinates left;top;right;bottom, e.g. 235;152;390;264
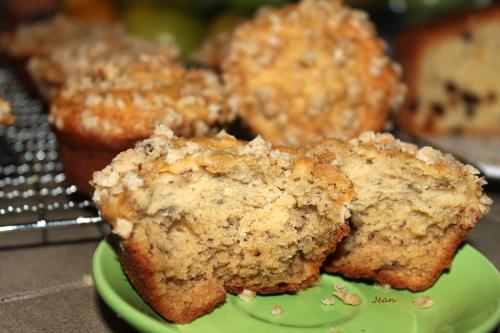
1;15;124;59
0;98;15;126
223;0;405;146
27;34;179;100
50;53;234;195
396;5;500;136
92;127;354;323
307;132;491;291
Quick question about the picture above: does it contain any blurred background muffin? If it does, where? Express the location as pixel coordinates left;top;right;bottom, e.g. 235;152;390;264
27;34;178;100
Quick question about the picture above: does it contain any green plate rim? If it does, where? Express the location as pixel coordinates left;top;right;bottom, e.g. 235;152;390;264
92;239;500;333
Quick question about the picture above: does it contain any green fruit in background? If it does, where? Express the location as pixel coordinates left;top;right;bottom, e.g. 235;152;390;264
228;0;290;13
207;10;245;36
123;4;206;58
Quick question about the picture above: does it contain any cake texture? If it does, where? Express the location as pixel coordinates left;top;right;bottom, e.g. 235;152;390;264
307;132;491;291
396;5;500;136
51;53;233;194
0;98;15;126
223;0;405;146
92;127;354;323
27;34;178;100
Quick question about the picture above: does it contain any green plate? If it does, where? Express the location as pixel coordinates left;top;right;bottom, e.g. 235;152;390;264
93;240;500;333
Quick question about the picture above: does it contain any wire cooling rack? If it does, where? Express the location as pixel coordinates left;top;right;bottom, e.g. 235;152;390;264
0;68;102;233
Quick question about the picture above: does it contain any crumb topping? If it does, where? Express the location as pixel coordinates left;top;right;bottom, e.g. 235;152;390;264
113;218;134;239
28;34;178;95
51;53;233;139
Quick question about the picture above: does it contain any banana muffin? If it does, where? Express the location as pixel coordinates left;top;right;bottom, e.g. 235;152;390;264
27;35;178;100
92;127;354;323
223;0;405;146
307;132;491;291
51;53;233;195
396;5;500;136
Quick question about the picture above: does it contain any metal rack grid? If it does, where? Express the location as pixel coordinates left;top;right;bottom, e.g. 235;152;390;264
0;68;102;233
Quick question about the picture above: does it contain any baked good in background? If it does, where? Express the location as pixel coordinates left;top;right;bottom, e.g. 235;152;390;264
0;97;15;126
92;127;354;323
1;15;123;59
1;15;124;98
27;35;179;101
50;53;233;195
223;0;405;146
396;5;500;136
307;132;492;291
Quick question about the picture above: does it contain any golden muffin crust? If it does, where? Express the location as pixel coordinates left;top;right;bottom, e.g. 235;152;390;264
307;132;491;291
92;127;353;323
27;35;178;100
223;0;405;146
1;15;124;59
0;98;15;126
50;54;234;149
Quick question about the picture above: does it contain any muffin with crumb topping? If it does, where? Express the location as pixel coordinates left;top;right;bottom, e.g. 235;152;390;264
27;35;178;100
223;0;405;146
92;127;353;323
51;53;234;194
307;132;491;291
1;15;124;98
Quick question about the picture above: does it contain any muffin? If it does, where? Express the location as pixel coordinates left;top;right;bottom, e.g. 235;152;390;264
92;127;354;323
0;98;15;126
27;35;178;100
307;132;492;291
1;15;124;98
51;53;234;195
396;5;500;136
223;0;405;146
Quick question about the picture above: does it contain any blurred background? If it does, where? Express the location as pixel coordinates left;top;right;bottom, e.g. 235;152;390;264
1;0;499;58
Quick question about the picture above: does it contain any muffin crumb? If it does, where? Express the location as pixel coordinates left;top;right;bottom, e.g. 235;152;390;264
238;289;256;302
333;283;361;306
321;297;336;306
270;305;283;316
413;296;434;309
